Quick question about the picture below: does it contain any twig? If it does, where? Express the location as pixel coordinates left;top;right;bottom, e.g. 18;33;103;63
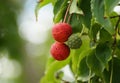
104;15;120;19
111;15;120;19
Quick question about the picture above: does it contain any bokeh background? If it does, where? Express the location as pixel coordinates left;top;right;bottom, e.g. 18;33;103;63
0;0;120;83
0;0;54;83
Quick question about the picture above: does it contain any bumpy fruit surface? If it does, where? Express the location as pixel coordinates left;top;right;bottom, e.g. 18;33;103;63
67;33;82;49
50;42;70;61
52;23;72;42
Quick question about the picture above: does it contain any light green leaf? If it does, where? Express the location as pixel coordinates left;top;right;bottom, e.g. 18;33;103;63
86;49;105;76
91;0;115;34
96;43;112;66
45;57;55;70
104;0;120;16
53;7;67;23
69;0;83;14
40;53;71;83
53;0;68;23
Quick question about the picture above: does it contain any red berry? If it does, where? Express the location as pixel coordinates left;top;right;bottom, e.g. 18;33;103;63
50;42;70;61
52;23;72;42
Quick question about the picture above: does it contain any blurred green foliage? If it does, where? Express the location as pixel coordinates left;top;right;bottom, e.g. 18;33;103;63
0;1;55;83
0;0;23;60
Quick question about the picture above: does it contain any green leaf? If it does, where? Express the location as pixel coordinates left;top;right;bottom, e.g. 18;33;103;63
99;28;112;43
45;57;55;70
35;0;55;20
112;58;120;83
91;0;115;34
104;0;120;16
69;14;83;33
91;76;102;83
110;12;120;35
115;40;120;59
69;50;79;74
70;36;90;74
77;0;92;29
96;43;112;67
40;52;71;83
53;0;68;23
69;0;83;15
102;58;120;83
110;12;119;26
77;50;91;82
54;7;67;23
89;22;101;40
86;49;105;76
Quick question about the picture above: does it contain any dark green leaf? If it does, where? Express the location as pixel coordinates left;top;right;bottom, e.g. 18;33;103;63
89;22;101;40
91;0;115;34
86;49;104;76
77;0;92;29
70;36;90;74
102;58;120;83
96;43;112;66
77;50;91;81
69;14;83;33
99;28;112;43
115;40;120;59
91;76;102;83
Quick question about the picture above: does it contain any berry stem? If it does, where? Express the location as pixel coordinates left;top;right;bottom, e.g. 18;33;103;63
67;14;72;23
63;0;73;23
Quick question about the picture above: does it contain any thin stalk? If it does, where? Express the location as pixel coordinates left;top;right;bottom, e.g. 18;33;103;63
110;15;120;19
63;0;73;23
109;51;114;83
67;14;72;23
104;15;120;19
88;70;92;83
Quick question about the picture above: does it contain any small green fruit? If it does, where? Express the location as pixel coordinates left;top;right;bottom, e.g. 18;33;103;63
66;33;82;49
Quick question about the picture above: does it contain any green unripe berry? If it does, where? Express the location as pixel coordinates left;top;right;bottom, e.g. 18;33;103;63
66;33;82;49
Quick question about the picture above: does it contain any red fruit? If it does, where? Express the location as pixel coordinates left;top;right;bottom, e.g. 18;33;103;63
52;23;72;42
50;42;70;61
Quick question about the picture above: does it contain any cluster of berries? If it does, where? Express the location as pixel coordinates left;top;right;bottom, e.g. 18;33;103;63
50;23;82;61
